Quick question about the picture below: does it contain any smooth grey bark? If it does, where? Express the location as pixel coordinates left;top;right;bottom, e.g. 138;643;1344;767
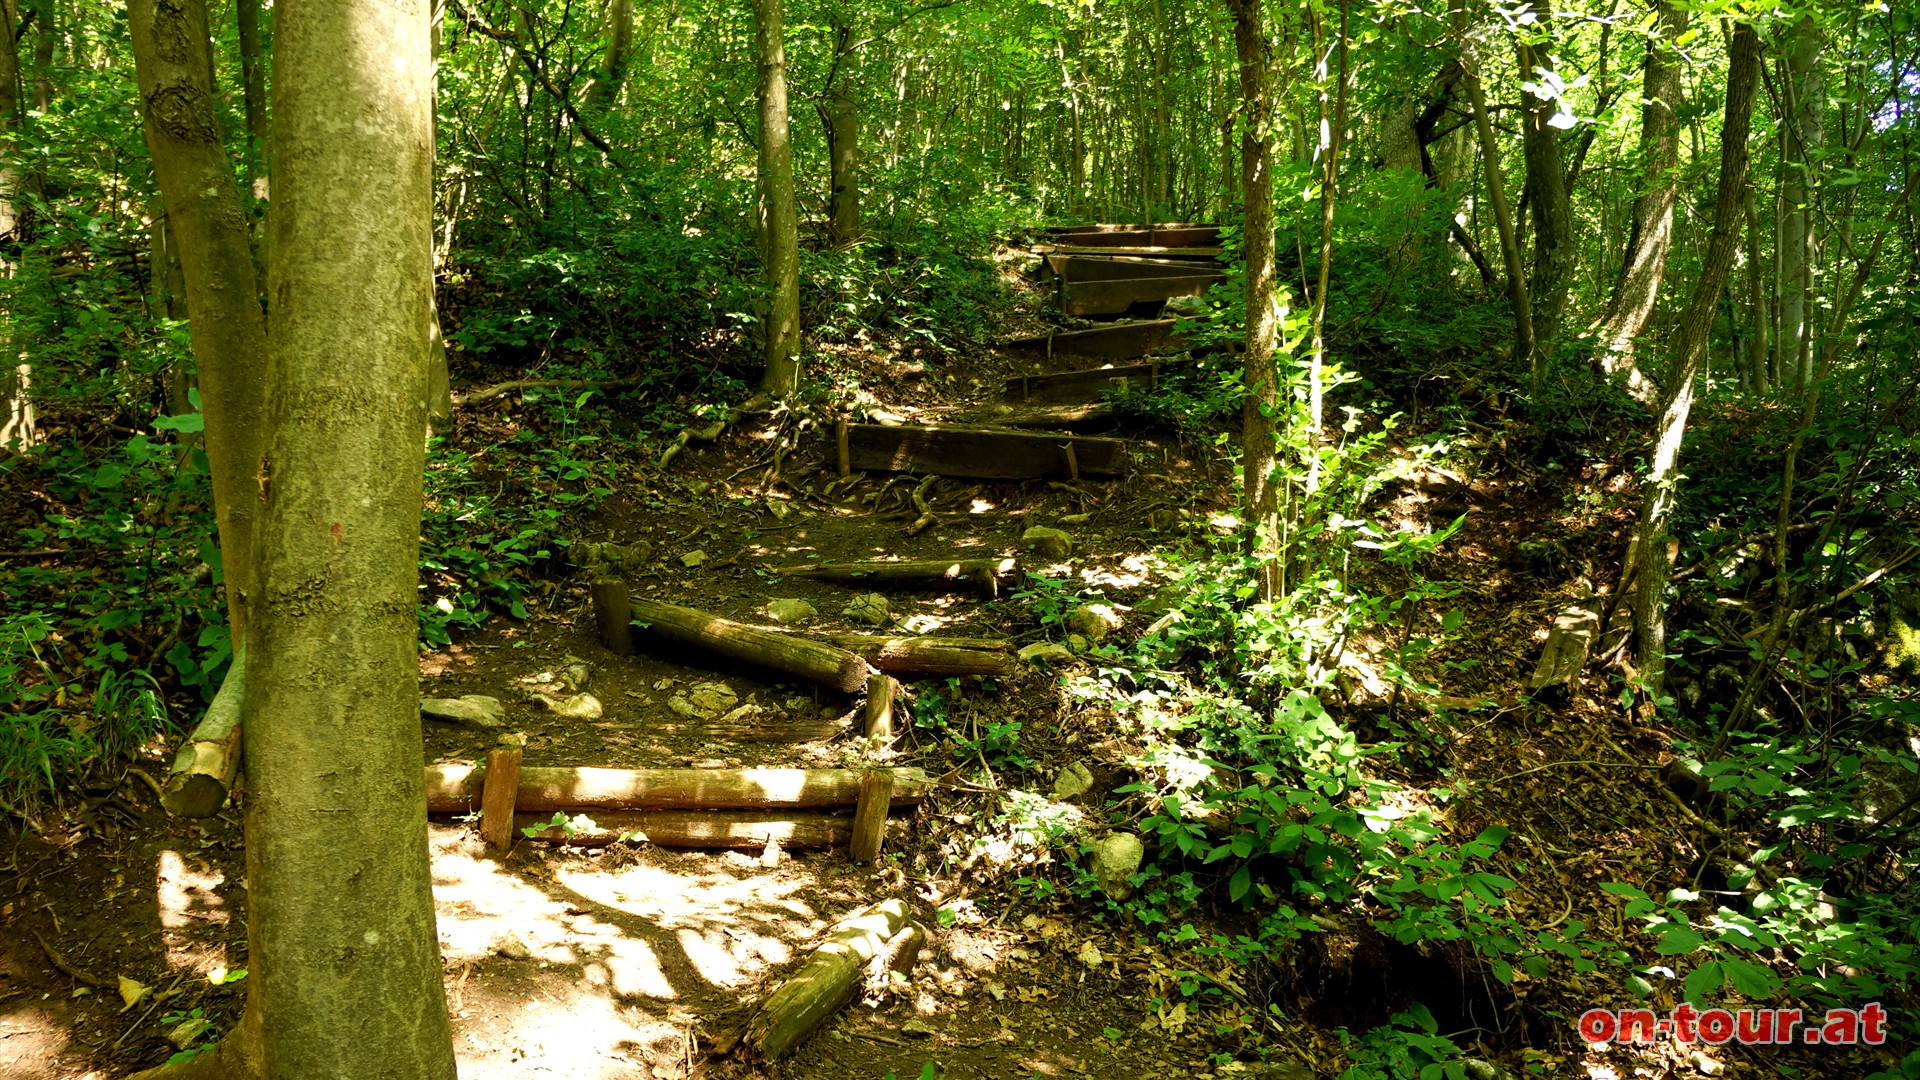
1594;0;1685;400
127;0;268;643
755;0;801;395
583;0;633;110
1516;7;1571;346
823;18;860;246
1461;32;1537;395
1744;186;1771;393
1779;17;1824;389
0;0;28;451
1227;0;1280;596
1628;21;1762;700
245;0;458;1072
236;0;265;181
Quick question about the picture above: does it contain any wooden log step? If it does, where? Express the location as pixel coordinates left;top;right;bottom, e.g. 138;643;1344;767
1052;226;1222;247
424;764;931;814
1002;358;1198;403
1033;244;1223;261
816;633;1015;678
774;556;1017;594
1045;254;1225;283
955;402;1115;429
513;809;864;850
1043;221;1216;236
845;422;1126;479
742;899;913;1059
629;597;874;692
1064;274;1223;317
1003;319;1185;362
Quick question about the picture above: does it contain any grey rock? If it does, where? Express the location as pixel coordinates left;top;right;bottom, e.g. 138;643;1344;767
1051;762;1095;801
421;695;506;730
1016;641;1074;665
538;692;603;720
1089;832;1144;899
843;592;891;627
1020;526;1073;559
766;598;818;624
1066;603;1120;642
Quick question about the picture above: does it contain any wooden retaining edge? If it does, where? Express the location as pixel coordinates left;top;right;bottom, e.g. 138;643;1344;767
1003;319;1185;362
512;809;875;850
1051;226;1222;247
629;597;874;692
1045;253;1230;283
1063;274;1223;317
424;764;931;814
1031;244;1223;260
1002;357;1200;404
845;422;1126;479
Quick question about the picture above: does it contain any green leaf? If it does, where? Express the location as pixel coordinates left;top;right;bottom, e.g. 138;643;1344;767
1655;927;1705;954
154;412;206;434
1682;961;1724;1004
1228;864;1252;903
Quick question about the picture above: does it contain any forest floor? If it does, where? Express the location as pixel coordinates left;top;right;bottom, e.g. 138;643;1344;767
0;262;1903;1080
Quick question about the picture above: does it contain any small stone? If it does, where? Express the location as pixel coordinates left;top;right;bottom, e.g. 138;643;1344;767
1688;1053;1724;1077
1066;633;1091;652
766;598;817;624
688;681;737;718
1051;762;1095;801
167;1016;212;1049
668;696;700;718
1066;603;1121;643
1017;641;1074;665
421;695;506;730
492;933;532;960
540;693;603;720
1090;833;1144;899
720;703;763;724
1021;526;1073;559
1059;513;1091;525
766;500;793;520
1076;941;1104;968
760;835;783;868
680;550;707;568
652;678;674;691
562;660;593;691
843;592;891;627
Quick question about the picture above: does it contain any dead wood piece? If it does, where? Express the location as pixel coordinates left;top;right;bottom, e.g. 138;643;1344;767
849;770;893;865
871;922;926;985
1046;253;1227;283
424;763;930;814
161;656;245;818
1526;602;1600;701
1062;274;1223;318
591;578;635;656
904;474;941;537
628;597;874;692
956;402;1115;429
34;931;113;990
1001;357;1197;403
744;899;912;1060
817;633;1015;678
515;810;856;850
459;375;645;406
845;423;1126;480
480;748;523;851
776;556;1015;597
1003;320;1184;362
863;674;900;741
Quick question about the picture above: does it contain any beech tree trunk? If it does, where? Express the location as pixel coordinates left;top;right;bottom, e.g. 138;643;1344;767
1628;22;1762;700
824;19;861;247
1460;32;1536;395
1516;7;1571;346
1227;0;1281;594
1779;17;1824;390
236;0;266;182
244;0;458;1070
1594;0;1684;399
0;0;27;452
583;0;633;110
127;0;268;644
755;0;801;395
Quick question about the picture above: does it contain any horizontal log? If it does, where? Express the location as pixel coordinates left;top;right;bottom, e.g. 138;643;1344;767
1051;226;1221;247
1033;244;1223;260
514;810;858;850
1002;357;1198;403
630;597;874;692
1046;254;1225;283
774;556;1016;592
955;402;1115;429
424;764;930;814
1043;221;1216;236
1003;320;1185;362
817;633;1015;678
845;423;1126;479
1064;274;1223;317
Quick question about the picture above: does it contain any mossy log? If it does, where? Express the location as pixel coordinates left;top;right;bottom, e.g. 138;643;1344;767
743;898;913;1059
816;632;1015;678
161;657;245;818
514;809;860;850
423;763;929;814
629;597;874;692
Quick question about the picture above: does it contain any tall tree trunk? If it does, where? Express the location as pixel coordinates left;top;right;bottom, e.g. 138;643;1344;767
1516;6;1571;346
1460;30;1536;395
755;0;801;396
236;0;266;184
824;19;860;247
1305;0;1348;497
247;0;457;1071
0;0;29;451
1779;17;1823;390
127;0;268;644
583;0;632;110
1594;0;1684;399
1628;21;1761;700
1743;185;1770;393
1227;0;1280;596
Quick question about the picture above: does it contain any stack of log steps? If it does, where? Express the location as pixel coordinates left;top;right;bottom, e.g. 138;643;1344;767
842;421;1126;480
428;762;928;852
1003;319;1188;362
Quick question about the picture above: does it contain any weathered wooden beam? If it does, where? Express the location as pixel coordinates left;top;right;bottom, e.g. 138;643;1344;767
1001;357;1198;403
849;770;893;865
1033;244;1223;260
480;747;522;851
1043;221;1217;236
845;423;1126;479
629;597;874;692
817;633;1015;678
862;674;899;741
1047;253;1228;282
743;899;912;1059
1063;274;1223;317
424;764;931;814
591;578;635;655
514;809;859;850
1003;320;1185;362
1053;226;1222;247
774;556;1016;596
1526;602;1600;701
